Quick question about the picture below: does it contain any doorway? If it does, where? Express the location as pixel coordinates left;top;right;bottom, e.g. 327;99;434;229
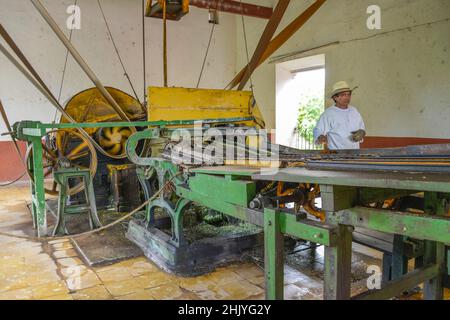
275;54;325;149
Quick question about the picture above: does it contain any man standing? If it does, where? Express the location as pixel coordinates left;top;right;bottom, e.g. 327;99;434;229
313;81;366;150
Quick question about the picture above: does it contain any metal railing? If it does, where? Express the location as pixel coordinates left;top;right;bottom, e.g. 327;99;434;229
295;131;323;150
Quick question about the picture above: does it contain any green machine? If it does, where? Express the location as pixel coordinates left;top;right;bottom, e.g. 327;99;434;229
124;125;450;300
13;119;450;300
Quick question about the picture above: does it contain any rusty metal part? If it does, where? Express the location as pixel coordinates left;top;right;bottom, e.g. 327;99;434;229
146;0;190;21
249;181;324;220
146;0;273;20
300;184;325;221
190;0;273;19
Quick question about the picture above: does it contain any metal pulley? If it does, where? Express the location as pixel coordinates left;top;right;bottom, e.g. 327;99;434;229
60;87;145;158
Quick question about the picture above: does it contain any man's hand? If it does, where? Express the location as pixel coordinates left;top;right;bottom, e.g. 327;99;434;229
316;135;328;145
351;129;366;142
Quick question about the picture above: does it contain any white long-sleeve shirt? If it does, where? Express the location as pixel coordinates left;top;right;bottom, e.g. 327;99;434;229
313;105;365;150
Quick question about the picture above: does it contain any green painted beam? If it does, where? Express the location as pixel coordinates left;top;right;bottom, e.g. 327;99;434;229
23;117;255;130
178;184;336;246
353;264;439;300
191;167;261;177
14;118;256;140
332;207;450;245
278;212;335;247
177;186;249;222
188;173;256;207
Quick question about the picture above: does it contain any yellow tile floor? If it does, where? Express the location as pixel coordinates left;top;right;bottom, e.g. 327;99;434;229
0;185;449;300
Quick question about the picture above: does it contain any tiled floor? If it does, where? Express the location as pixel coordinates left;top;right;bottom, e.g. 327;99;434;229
0;185;449;300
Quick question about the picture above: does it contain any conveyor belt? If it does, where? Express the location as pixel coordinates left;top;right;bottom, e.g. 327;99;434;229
163;137;450;174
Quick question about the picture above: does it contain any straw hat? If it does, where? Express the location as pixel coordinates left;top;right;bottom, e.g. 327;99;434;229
330;81;358;98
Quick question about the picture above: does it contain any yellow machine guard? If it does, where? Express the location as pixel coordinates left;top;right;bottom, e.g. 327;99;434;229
147;87;265;128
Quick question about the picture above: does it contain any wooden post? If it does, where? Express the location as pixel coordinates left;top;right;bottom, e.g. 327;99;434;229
264;207;284;300
321;185;357;300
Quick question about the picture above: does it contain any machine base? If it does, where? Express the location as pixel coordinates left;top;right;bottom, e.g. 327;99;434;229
126;218;263;277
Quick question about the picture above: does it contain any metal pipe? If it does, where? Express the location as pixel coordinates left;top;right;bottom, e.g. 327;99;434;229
30;0;131;122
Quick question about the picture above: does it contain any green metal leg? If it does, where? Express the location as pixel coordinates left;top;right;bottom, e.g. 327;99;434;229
136;166;156;224
30;182;38;229
264;208;284;300
53;170;101;236
27;141;38;229
53;181;68;236
423;192;446;300
173;198;191;247
31;137;47;236
85;175;101;229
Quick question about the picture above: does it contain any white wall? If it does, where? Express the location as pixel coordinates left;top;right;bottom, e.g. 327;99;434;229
236;0;450;138
0;0;237;140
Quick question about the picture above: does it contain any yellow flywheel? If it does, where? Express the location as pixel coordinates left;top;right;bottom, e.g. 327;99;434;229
59;86;145;158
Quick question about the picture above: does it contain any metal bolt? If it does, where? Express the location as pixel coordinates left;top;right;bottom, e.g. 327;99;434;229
403;227;407;232
268;221;272;226
314;233;323;239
